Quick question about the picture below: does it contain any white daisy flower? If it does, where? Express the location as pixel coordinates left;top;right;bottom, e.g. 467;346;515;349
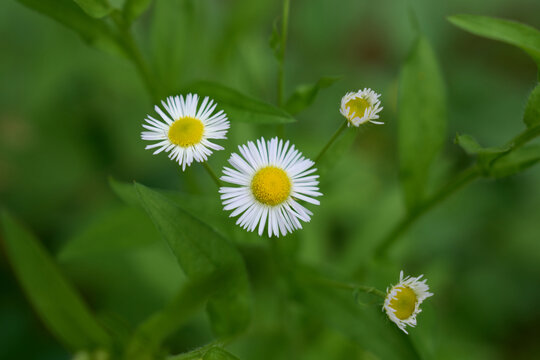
141;93;229;170
383;270;433;334
220;137;322;237
340;88;383;126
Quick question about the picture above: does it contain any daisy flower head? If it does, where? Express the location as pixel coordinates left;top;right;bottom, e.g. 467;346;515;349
340;88;383;126
141;94;229;170
220;137;322;237
383;271;433;334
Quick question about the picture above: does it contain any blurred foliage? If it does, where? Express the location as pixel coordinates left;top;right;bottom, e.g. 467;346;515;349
1;0;540;359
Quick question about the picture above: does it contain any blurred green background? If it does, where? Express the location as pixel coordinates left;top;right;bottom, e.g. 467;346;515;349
1;0;540;359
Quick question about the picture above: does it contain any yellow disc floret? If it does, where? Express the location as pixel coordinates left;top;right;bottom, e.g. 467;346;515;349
389;286;417;320
251;166;291;206
168;116;204;147
345;97;370;119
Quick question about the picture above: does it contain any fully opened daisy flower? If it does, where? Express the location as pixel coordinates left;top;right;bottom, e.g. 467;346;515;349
383;271;433;334
340;88;383;126
220;137;322;237
141;94;229;170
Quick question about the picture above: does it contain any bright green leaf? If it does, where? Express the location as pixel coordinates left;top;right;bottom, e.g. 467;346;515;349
184;81;295;124
455;134;484;155
0;211;111;350
203;347;241;360
73;0;112;18
284;76;342;115
448;15;540;65
489;144;540;178
398;36;447;210
16;0;126;57
134;182;251;337
524;83;540;129
123;0;152;24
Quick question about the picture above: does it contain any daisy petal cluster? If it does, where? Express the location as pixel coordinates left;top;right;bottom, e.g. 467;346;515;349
340;88;383;126
220;137;322;237
383;270;433;334
141;93;229;170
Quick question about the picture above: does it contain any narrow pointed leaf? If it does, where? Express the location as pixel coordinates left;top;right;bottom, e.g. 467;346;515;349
184;81;295;124
16;0;126;57
524;83;540;129
73;0;112;18
284;76;342;115
448;15;540;64
269;17;281;61
134;182;251;337
398;36;447;210
203;347;241;360
489;144;540;178
123;0;153;24
0;211;111;350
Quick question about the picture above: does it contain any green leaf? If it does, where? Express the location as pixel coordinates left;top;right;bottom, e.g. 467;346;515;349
297;270;419;359
73;0;112;18
184;81;295;124
58;205;157;260
123;0;153;24
524;83;540;129
16;0;126;57
398;36;447;210
134;182;251;337
455;134;511;171
203;347;240;360
126;273;232;358
269;17;281;61
109;177;139;206
284;76;342;115
448;15;540;65
0;211;111;350
489;144;540;178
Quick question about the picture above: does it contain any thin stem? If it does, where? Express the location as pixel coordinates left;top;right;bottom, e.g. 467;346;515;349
111;11;159;103
375;164;481;258
314;120;349;163
313;277;386;299
202;162;222;188
277;0;290;108
374;125;540;258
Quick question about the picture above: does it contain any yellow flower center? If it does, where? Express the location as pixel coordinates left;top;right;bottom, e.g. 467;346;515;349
251;166;291;206
389;286;417;320
345;97;370;119
168;116;204;147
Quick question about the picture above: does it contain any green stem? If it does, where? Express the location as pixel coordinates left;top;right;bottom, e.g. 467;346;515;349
202;162;222;188
314;120;348;163
112;11;159;103
277;0;290;108
374;125;540;258
275;0;290;138
375;164;481;258
506;125;540;151
313;277;386;299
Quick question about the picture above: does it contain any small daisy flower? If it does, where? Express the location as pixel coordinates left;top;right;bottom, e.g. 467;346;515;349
141;93;229;170
383;270;433;334
340;88;383;126
220;137;322;237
